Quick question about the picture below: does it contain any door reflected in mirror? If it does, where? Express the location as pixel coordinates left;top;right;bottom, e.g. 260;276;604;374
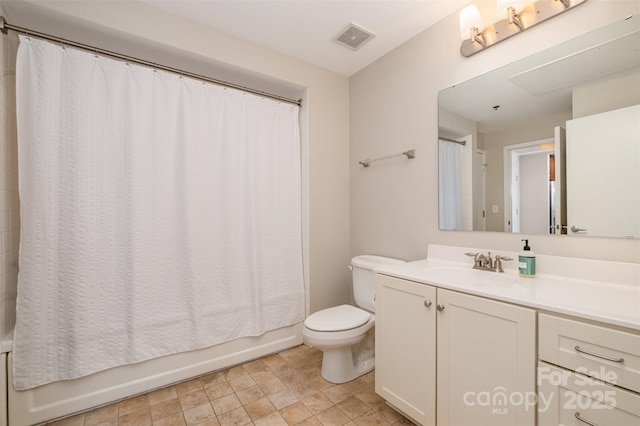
438;14;640;238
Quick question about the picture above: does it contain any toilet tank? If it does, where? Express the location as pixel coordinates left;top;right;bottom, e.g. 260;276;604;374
351;255;405;312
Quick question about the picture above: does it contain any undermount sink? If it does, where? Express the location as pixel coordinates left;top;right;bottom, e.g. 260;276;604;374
423;266;518;287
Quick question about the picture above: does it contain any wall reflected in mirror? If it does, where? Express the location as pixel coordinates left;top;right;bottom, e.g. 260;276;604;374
438;14;640;239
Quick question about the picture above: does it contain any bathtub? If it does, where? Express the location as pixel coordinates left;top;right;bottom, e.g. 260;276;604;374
2;323;303;426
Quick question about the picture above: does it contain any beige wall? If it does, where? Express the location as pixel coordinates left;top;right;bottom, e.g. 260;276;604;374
573;71;640;118
2;0;352;315
350;0;640;263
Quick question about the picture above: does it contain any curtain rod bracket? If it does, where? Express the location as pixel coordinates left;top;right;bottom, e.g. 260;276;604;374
0;17;7;34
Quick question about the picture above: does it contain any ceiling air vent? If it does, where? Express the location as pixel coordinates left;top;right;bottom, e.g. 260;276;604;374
335;23;375;51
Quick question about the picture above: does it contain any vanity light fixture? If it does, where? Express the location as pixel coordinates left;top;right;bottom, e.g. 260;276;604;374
496;0;526;30
460;0;589;57
459;5;486;47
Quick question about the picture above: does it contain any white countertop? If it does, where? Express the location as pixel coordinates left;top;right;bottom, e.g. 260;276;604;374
374;245;640;331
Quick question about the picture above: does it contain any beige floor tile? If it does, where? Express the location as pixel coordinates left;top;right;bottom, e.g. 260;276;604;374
352;408;390;425
267;389;299;410
336;397;369;420
301;392;333;415
279;401;312;426
204;381;234;401
297;365;321;380
193;419;221;426
182;403;216;426
294;416;324;426
258;377;288;396
236;384;267;405
372;403;404;424
151;398;183;422
278;370;306;388
253;411;289;426
119;394;151;416
353;389;384;407
392;416;416;425
340;381;366;396
244;397;277;421
119;407;152;426
175;379;204;397
48;414;85;426
200;371;227;388
250;368;278;384
150;386;180;406
290;382;319;400
322;386;352;405
211;393;242;415
357;372;375;386
243;359;271;374
217;406;252;426
152;412;186;426
179;390;210;411
84;403;118;426
262;355;295;376
315;406;351;426
223;365;247;381
307;374;333;391
43;345;414;426
229;373;258;392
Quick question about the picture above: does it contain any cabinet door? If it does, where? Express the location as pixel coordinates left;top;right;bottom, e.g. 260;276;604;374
437;288;536;426
375;274;436;426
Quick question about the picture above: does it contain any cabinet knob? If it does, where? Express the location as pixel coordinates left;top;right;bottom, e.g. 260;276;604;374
436;304;445;311
424;300;432;308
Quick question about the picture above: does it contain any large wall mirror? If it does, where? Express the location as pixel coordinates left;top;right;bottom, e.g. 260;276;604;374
438;14;639;239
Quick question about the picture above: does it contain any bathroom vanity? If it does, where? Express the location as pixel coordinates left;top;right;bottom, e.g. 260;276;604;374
373;245;640;426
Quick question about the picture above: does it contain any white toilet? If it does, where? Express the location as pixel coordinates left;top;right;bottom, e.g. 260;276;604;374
303;255;405;384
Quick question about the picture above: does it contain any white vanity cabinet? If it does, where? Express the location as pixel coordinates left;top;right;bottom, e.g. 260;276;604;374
375;274;436;425
538;313;640;425
375;274;536;426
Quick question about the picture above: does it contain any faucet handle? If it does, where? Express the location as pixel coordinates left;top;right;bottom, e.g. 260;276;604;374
464;252;481;266
494;255;513;273
495;255;513;261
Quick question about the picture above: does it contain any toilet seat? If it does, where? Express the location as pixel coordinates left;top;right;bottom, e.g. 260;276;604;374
304;304;371;332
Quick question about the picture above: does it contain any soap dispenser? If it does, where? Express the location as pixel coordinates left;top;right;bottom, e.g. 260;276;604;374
519;239;536;278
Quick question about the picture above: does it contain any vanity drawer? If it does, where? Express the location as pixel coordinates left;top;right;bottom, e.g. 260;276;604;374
538;314;640;393
538;362;640;426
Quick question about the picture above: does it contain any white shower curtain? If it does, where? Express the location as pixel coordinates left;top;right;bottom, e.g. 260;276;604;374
13;36;304;390
438;139;463;230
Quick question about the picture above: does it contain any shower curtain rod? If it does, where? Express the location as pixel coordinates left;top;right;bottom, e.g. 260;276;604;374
439;136;466;146
0;17;302;107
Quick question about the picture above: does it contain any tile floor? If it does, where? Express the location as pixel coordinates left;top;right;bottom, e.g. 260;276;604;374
45;345;415;426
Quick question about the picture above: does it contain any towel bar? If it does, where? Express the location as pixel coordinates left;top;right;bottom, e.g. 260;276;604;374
359;149;415;167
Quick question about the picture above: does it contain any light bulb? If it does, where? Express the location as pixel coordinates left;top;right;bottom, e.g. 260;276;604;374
459;5;484;40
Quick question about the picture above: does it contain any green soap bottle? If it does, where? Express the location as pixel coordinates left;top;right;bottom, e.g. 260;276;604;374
519;239;536;278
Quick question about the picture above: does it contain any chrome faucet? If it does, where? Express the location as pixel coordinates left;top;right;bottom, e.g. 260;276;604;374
465;252;512;273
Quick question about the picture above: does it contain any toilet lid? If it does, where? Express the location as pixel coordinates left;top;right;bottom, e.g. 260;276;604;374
304;304;371;332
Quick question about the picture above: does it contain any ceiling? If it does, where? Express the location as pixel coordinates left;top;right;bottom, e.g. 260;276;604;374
142;0;469;76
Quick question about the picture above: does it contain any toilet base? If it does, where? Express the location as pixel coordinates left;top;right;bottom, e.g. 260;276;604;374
320;346;375;384
318;328;375;384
